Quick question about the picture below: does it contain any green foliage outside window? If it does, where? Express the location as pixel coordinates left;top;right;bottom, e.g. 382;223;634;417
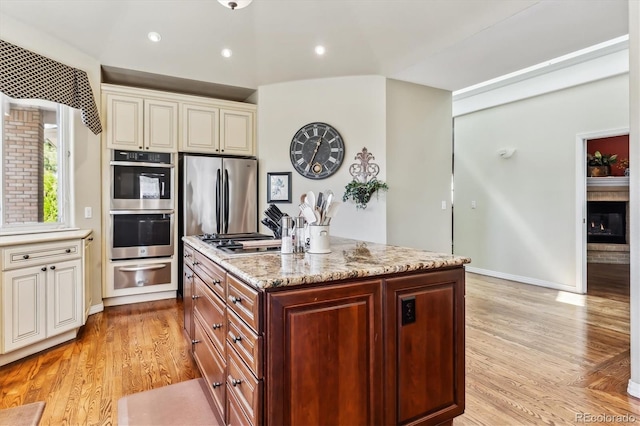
43;139;58;222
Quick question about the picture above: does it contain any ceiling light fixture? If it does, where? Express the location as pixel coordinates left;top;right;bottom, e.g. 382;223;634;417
315;45;326;56
217;0;252;10
221;48;232;58
147;32;162;42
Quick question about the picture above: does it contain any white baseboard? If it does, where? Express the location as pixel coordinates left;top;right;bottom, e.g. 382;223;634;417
89;302;104;315
628;380;640;398
465;266;581;293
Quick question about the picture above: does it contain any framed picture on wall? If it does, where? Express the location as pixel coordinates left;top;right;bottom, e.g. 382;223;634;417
267;172;292;203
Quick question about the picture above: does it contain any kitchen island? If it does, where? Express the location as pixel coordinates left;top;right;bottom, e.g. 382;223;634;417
183;235;470;426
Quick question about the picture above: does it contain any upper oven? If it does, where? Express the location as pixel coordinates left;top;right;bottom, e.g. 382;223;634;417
111;150;174;210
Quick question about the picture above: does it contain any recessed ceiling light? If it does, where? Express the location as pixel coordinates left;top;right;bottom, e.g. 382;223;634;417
147;32;162;42
315;45;326;56
221;48;232;58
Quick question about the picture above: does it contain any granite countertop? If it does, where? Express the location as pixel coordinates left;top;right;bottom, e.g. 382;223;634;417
184;236;471;290
0;229;93;247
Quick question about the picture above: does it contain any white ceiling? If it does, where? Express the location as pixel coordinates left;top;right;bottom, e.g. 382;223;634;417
0;0;630;93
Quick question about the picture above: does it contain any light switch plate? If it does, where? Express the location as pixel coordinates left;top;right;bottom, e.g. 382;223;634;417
84;207;92;218
441;201;447;210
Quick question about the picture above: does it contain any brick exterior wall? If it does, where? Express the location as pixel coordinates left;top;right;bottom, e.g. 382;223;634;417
3;106;44;223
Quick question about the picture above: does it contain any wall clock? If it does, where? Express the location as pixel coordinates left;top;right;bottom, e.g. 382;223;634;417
289;122;345;180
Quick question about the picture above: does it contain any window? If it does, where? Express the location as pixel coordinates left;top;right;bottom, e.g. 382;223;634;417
0;95;71;233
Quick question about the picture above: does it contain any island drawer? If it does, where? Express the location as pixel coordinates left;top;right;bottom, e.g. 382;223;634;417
194;274;226;356
183;243;194;264
227;309;263;378
193;317;226;420
193;250;226;301
227;343;262;425
227;274;261;333
3;240;81;271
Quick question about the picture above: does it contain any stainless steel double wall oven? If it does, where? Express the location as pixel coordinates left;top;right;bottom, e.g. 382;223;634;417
110;150;175;260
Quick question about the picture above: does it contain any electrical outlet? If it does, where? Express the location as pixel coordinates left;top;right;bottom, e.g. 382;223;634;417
471;200;477;209
401;297;416;325
441;200;447;210
84;207;92;219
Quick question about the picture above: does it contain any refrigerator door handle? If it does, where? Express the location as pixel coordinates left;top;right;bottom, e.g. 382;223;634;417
224;169;230;233
216;168;222;234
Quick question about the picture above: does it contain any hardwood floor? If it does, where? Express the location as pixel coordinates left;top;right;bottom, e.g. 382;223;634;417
0;268;636;425
0;299;200;425
457;267;636;425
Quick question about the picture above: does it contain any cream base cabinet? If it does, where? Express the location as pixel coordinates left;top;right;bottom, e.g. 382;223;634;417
0;233;90;366
2;266;47;352
103;87;178;153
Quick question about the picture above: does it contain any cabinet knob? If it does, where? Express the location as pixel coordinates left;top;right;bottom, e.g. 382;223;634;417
212;323;223;330
146;147;149;150
192;294;200;300
230;296;242;304
231;378;242;387
139;146;142;150
212;382;222;389
23;254;30;259
65;248;71;253
232;335;242;343
191;339;200;344
41;267;47;272
50;265;56;270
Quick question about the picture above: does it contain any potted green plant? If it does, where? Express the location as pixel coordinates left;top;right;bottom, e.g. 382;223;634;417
587;151;617;177
343;178;388;210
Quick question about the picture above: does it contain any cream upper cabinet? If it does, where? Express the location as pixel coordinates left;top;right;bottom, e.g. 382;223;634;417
103;88;178;153
220;109;255;156
180;103;220;153
103;84;256;156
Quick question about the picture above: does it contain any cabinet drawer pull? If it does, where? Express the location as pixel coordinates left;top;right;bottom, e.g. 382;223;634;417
50;265;56;270
229;296;242;304
231;378;242;387
41;267;47;272
191;339;200;344
185;273;193;279
212;279;221;285
212;382;222;389
65;248;71;253
184;253;191;258
88;237;94;241
118;265;167;272
212;323;223;330
23;254;30;259
192;294;200;300
193;261;199;266
232;335;242;343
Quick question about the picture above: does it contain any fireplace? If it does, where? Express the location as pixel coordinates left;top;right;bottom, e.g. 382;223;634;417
587;201;626;244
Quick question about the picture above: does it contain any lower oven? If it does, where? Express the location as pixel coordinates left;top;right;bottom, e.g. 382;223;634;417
112;261;173;290
110;210;174;260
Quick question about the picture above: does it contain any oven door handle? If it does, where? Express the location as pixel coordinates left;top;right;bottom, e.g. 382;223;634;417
110;210;174;215
110;161;174;168
118;265;167;272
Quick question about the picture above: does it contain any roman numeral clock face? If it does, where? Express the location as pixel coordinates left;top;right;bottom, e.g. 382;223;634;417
290;122;345;179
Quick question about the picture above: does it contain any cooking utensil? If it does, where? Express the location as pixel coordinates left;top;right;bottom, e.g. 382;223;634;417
299;203;317;224
323;201;341;225
306;191;316;212
316;192;324;211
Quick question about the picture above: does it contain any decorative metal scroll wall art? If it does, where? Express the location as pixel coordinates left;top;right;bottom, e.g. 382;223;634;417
349;147;380;183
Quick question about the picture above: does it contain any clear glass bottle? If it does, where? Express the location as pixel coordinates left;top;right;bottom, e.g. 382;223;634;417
294;216;306;253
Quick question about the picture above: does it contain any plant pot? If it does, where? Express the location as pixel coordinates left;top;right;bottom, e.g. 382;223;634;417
588;166;610;177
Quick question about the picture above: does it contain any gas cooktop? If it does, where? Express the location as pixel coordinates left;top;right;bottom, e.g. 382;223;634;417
194;232;280;255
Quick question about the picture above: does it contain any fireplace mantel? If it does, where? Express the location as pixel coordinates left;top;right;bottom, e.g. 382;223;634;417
587;176;629;187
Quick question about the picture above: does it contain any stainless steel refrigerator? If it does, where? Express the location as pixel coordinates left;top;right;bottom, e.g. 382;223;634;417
178;154;258;295
180;154;258;236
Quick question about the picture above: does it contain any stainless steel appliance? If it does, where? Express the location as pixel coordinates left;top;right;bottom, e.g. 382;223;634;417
110;210;174;260
180;154;258;235
178;154;259;295
112;261;173;290
195;233;279;256
111;150;174;210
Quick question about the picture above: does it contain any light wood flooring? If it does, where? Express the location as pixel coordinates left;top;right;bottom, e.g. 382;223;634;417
0;265;635;425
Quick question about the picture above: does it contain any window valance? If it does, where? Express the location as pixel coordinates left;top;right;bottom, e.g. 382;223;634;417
0;39;102;135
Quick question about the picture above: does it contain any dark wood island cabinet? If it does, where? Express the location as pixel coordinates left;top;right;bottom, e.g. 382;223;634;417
183;236;470;426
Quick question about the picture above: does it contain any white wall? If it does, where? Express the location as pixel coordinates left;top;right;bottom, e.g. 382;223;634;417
1;14;104;309
627;0;640;399
386;79;453;253
257;76;387;243
454;74;629;291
